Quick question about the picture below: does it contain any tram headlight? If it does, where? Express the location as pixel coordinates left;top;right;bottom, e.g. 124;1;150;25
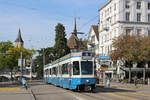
86;80;89;83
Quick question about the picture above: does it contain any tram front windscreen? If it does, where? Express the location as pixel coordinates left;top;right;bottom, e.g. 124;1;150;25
81;61;93;75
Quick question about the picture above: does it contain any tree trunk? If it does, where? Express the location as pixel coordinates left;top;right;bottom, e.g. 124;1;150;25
129;67;131;83
143;63;147;84
10;70;13;81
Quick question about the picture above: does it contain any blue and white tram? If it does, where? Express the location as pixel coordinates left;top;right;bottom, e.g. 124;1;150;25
44;52;96;91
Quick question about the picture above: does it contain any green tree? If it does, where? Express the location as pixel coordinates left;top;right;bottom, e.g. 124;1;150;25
54;23;70;59
82;40;88;51
138;36;150;83
110;35;143;82
0;41;34;80
34;47;55;79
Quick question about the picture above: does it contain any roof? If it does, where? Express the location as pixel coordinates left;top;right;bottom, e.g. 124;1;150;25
88;25;99;41
67;34;81;49
98;0;112;11
15;28;24;43
92;25;99;41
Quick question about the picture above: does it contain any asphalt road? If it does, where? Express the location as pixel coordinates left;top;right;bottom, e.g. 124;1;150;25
30;80;150;100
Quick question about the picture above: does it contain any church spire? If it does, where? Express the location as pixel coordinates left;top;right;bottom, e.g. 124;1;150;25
73;17;77;36
15;28;24;47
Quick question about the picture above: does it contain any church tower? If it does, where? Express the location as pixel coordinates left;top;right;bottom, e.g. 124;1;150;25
67;18;82;52
14;28;24;48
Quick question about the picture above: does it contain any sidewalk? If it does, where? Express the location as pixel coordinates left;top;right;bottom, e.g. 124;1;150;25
0;87;35;100
97;82;150;89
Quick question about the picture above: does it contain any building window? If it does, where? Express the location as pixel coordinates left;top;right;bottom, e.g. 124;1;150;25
137;13;141;22
126;1;130;8
137;2;141;9
91;36;95;43
137;29;142;35
126;29;131;35
148;14;150;22
148;3;150;9
126;12;130;21
110;7;112;13
148;30;150;36
114;3;116;10
114;14;116;23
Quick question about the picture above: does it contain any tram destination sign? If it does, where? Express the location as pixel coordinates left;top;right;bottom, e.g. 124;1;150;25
82;52;92;60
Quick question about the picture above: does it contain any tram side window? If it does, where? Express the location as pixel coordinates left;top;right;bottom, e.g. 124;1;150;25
46;69;48;76
73;61;80;75
62;63;69;74
55;67;57;75
49;69;51;75
59;66;62;75
57;66;59;75
52;67;57;75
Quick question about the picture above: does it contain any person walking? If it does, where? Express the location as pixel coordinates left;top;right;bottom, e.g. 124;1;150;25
25;80;28;90
134;75;137;87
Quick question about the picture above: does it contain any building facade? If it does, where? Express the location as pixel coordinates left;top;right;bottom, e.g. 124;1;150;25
87;25;99;70
99;0;150;56
88;25;99;56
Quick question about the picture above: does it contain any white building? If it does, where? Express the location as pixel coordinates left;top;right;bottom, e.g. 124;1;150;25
88;25;99;56
99;0;150;56
87;25;99;70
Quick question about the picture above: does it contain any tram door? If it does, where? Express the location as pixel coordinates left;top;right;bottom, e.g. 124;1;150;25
69;63;72;89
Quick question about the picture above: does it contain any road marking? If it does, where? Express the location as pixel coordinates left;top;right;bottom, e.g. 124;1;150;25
104;92;137;100
96;84;117;87
0;88;20;91
118;92;150;97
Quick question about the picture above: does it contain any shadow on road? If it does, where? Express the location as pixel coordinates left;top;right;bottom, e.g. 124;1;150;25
93;86;136;93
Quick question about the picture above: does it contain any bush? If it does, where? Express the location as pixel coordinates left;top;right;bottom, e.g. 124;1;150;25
137;79;147;84
122;79;128;83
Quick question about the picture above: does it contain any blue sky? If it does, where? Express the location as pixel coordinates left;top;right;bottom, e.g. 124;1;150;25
0;0;107;49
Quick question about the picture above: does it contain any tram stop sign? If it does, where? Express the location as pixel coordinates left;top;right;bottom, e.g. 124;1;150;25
82;52;92;60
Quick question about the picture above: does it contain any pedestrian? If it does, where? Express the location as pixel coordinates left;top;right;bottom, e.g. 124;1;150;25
134;75;137;87
25;80;28;90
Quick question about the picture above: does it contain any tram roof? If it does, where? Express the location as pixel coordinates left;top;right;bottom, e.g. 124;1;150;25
44;51;92;68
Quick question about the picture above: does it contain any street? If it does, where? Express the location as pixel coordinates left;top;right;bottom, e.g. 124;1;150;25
30;80;150;100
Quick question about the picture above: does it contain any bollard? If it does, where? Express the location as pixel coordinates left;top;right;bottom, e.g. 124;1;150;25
148;78;150;86
106;78;110;87
22;77;25;87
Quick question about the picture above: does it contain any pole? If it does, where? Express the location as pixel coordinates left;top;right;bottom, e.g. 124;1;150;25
43;49;45;78
43;49;45;67
30;57;32;81
21;52;23;78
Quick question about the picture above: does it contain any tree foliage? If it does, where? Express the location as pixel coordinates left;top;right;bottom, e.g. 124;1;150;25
82;40;88;51
110;34;150;82
0;41;34;80
110;34;144;63
34;47;55;79
34;23;71;78
54;23;70;58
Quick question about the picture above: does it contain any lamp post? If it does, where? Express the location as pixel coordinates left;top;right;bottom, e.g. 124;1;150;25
29;56;33;81
20;52;23;79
